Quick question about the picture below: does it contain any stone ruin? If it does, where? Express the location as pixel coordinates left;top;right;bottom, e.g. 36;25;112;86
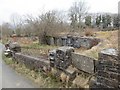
9;40;119;88
49;47;119;88
72;53;96;74
89;48;119;89
40;35;100;49
49;46;74;70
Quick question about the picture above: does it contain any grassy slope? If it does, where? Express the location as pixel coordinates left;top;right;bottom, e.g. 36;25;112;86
77;30;118;59
3;55;65;88
17;30;118;60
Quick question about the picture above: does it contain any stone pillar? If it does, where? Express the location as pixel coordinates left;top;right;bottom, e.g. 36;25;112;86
89;48;119;89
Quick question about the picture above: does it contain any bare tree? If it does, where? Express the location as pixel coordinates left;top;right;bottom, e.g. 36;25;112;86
10;13;23;36
2;22;13;37
69;0;88;30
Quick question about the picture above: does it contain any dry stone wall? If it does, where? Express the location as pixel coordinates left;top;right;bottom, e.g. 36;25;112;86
42;35;100;49
10;45;119;88
49;46;74;70
13;53;50;72
90;48;119;89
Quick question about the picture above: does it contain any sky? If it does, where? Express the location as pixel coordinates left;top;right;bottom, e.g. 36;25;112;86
0;0;120;24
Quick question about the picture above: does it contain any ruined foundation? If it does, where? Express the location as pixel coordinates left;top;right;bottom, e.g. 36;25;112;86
89;48;119;89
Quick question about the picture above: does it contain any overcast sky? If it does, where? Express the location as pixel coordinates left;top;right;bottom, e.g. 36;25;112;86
0;0;119;24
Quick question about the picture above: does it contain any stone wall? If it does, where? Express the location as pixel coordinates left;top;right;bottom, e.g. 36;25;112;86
13;53;50;72
13;51;76;81
49;47;96;74
71;52;96;74
89;48;119;89
11;46;119;88
43;35;100;49
49;46;74;70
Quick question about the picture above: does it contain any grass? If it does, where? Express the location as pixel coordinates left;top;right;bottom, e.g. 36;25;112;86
22;43;58;50
76;30;118;59
2;55;68;88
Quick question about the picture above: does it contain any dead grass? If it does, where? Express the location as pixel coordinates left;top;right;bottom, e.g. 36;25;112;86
76;30;118;59
3;56;64;88
84;29;95;37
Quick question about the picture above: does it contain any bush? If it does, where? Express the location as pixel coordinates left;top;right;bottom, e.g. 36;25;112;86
84;29;94;37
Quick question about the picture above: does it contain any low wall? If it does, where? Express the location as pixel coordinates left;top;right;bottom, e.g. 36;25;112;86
40;35;100;49
71;52;96;74
13;53;50;72
89;48;119;89
11;46;119;88
12;52;76;81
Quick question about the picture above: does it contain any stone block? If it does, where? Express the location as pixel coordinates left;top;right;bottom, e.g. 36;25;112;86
50;46;74;70
73;37;81;48
98;48;119;63
72;52;95;74
56;38;62;46
97;76;119;88
64;66;76;81
60;36;66;46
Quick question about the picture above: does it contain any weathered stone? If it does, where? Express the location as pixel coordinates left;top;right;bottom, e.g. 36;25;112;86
79;38;92;49
73;37;81;48
49;49;57;62
13;53;50;72
72;52;96;74
106;67;120;73
73;37;100;49
61;36;67;46
9;42;21;52
97;76;119;88
66;35;73;46
56;38;62;46
90;82;114;89
50;46;74;70
43;35;100;49
97;70;120;80
98;48;119;63
64;66;76;81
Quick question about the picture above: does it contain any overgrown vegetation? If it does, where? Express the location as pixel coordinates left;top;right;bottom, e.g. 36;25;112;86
3;55;68;88
77;30;118;59
1;0;119;39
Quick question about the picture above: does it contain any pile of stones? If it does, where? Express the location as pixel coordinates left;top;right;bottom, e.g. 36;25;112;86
90;48;119;89
49;46;74;70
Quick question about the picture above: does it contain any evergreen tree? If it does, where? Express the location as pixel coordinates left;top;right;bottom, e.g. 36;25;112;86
85;16;91;26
